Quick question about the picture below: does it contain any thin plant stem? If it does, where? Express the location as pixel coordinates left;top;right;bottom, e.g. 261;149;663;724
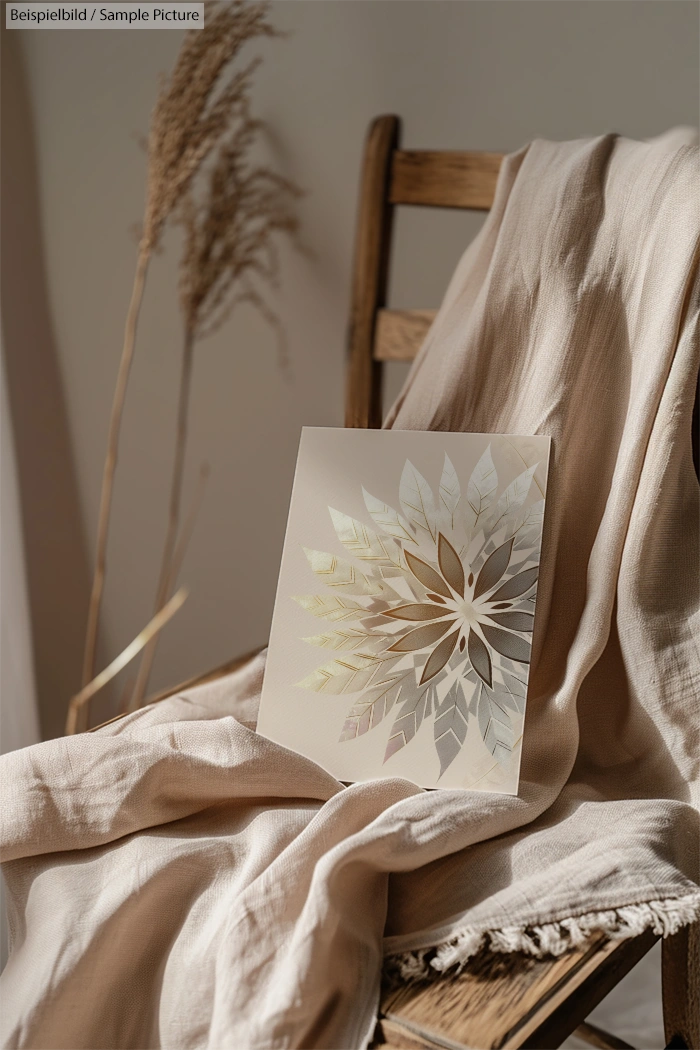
130;326;196;709
81;246;151;704
67;587;187;735
166;462;210;594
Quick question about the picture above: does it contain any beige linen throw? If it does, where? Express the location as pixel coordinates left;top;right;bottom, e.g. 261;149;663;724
2;133;699;1050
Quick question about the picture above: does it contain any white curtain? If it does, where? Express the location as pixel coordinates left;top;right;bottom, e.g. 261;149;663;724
1;337;40;969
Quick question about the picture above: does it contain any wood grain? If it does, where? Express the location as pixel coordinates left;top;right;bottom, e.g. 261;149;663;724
345;115;400;428
390;150;503;210
662;921;700;1048
378;932;658;1050
374;309;436;361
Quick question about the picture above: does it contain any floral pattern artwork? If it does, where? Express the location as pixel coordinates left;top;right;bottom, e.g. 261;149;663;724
292;446;544;777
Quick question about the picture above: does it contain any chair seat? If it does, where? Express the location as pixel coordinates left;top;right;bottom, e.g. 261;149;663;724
374;930;657;1050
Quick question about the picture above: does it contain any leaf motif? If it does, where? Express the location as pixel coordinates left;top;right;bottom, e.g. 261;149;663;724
384;682;436;761
488;466;537;533
328;507;405;570
513;526;541;552
437;533;465;597
509;499;543;551
384;603;451;622
400;460;437;543
420;627;460;684
465;445;498;533
292;595;368;623
489;566;539;602
473;538;514;600
388;619;455;653
517;498;544;532
362;488;415;543
468;627;492;687
405;550;451;599
339;668;412;741
438;454;461;530
303;549;396;600
498;671;527;714
505;547;533;572
465;529;485;565
477;683;515;765
296;651;395;695
302;628;390;652
486;611;534;632
481;624;531;664
434;679;469;776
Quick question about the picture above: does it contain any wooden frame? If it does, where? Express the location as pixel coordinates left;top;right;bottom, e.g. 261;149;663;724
347;114;700;1050
345;115;505;429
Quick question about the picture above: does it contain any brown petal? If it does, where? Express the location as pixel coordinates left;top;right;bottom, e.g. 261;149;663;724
489;567;539;602
473;538;514;600
438;533;465;597
420;628;460;684
384;603;447;622
468;628;492;687
486;611;534;632
481;624;531;664
405;550;452;599
427;593;446;604
387;619;455;653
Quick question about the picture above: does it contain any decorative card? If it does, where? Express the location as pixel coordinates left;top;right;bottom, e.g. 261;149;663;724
257;428;550;793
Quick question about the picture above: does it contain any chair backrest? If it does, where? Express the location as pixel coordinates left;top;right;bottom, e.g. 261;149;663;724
345;115;699;479
345;114;503;429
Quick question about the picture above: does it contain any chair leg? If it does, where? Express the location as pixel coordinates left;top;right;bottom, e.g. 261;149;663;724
662;922;700;1049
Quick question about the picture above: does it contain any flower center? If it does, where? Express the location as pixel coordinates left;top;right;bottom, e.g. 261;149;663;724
456;599;478;626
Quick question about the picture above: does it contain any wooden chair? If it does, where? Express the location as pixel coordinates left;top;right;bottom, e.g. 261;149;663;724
90;113;699;1050
346;114;700;1050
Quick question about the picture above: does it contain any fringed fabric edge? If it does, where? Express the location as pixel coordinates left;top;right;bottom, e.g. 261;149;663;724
383;891;700;982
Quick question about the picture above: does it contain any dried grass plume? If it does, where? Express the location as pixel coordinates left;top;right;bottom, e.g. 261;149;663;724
76;0;292;731
129;14;302;709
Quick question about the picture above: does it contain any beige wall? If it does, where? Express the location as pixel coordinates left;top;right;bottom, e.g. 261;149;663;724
7;1;699;732
2;26;92;740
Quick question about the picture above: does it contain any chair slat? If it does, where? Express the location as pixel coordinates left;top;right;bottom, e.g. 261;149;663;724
374;309;437;361
389;150;503;210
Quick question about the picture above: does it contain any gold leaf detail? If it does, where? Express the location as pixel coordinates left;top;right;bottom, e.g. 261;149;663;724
437;533;465;598
384;604;448;622
296;651;395;695
387;619;455;653
292;595;367;622
405;550;451;599
420;628;460;684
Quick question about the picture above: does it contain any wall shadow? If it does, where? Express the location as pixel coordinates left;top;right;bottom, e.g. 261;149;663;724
1;27;92;740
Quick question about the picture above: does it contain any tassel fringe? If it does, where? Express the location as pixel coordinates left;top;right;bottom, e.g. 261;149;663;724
384;891;700;982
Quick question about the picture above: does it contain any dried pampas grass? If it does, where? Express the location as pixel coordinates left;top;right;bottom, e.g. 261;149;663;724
130;84;301;709
75;0;299;731
142;1;277;254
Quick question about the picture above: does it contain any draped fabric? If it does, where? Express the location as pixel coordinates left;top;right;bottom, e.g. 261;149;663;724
2;133;698;1049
